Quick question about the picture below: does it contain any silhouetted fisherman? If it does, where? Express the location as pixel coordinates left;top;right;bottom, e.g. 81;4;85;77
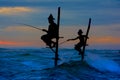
67;29;88;60
41;14;58;48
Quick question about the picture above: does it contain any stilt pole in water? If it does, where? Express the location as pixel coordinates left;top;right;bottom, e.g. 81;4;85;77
55;7;60;66
82;18;91;61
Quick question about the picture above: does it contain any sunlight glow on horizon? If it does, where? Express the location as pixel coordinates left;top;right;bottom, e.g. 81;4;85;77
0;25;120;49
0;0;120;49
0;40;43;47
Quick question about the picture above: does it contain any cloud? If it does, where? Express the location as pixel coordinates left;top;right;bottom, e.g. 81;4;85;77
0;40;20;45
1;26;46;33
0;40;38;47
89;36;120;44
3;26;34;32
0;7;33;15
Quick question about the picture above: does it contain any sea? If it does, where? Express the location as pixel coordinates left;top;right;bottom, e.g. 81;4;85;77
0;48;120;80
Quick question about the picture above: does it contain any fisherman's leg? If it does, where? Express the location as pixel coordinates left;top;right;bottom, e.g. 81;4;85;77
74;45;81;55
74;43;84;61
41;35;46;42
51;40;56;48
78;48;82;55
75;44;84;60
77;48;84;61
41;35;51;46
81;49;84;61
80;46;84;61
49;37;57;48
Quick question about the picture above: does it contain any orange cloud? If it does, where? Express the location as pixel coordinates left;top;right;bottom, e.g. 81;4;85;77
0;7;33;15
0;41;44;47
0;40;35;46
89;36;120;44
0;41;15;45
4;26;34;32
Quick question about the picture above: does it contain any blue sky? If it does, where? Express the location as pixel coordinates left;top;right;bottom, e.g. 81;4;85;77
0;0;120;49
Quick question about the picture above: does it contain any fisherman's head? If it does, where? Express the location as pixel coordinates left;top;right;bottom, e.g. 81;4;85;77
48;14;55;23
78;29;83;35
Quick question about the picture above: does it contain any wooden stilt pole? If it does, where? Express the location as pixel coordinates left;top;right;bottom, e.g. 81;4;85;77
82;18;91;61
55;7;60;66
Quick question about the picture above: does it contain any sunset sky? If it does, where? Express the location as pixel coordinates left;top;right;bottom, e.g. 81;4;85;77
0;0;120;49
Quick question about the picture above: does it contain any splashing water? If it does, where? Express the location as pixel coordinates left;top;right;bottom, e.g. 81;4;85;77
86;52;120;74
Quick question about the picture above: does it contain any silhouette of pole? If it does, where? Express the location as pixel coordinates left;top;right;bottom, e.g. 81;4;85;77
82;18;91;61
55;7;60;66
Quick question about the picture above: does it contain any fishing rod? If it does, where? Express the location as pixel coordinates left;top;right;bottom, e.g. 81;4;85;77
18;23;46;31
18;23;64;38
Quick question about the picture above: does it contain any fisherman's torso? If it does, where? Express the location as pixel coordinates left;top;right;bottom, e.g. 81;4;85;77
48;22;58;37
78;35;85;44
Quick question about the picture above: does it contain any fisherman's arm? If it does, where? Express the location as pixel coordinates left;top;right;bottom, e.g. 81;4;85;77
83;35;89;39
42;29;48;32
67;37;79;41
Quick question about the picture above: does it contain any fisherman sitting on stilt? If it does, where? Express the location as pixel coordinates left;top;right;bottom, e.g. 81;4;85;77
41;14;58;48
67;29;88;60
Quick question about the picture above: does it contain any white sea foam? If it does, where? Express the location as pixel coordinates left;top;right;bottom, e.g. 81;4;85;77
86;52;120;74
